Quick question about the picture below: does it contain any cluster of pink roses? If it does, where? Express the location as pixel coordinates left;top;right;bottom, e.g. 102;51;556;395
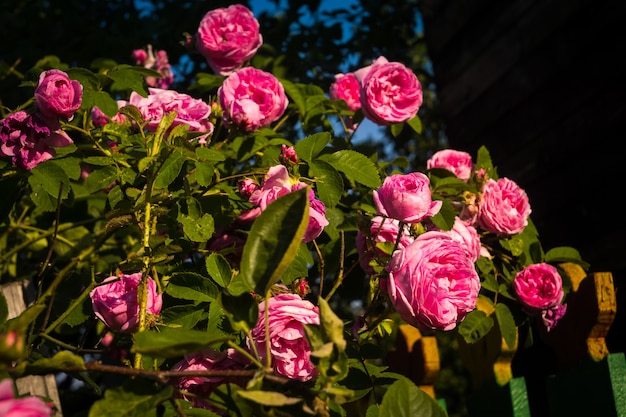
357;147;567;333
329;56;423;126
132;44;175;89
0;378;53;416
0;69;81;170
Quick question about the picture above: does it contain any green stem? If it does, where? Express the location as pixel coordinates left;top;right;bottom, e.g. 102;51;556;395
40;274;97;337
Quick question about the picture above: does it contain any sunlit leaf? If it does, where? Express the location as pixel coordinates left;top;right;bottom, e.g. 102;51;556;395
132;327;233;357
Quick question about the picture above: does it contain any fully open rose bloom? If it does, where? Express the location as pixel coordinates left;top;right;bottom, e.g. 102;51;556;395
373;172;442;224
427;216;482;262
329;73;362;111
195;4;262;75
0;378;53;417
355;56;422;125
248;293;320;381
126;88;214;143
218;66;288;132
426;149;474;182
477;177;531;236
169;348;250;412
0;111;74;170
34;69;83;121
356;216;415;275
513;263;567;332
382;231;481;331
89;272;162;333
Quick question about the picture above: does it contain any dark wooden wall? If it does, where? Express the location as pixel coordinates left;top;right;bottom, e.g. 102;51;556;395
418;0;625;351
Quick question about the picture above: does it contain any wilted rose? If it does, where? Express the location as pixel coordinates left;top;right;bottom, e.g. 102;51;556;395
247;293;320;381
355;56;422;125
195;4;262;75
34;69;83;121
373;172;442;224
382;231;481;331
218;67;288;132
0;378;53;417
89;272;162;333
477;177;531;236
0;111;73;170
169;348;250;412
426;149;474;182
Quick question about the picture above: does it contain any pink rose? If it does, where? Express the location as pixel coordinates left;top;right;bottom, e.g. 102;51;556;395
248;293;320;381
0;111;73;170
356;216;415;275
132;45;175;89
356;56;422;125
513;263;564;313
218;67;288;132
34;69;83;121
329;73;361;112
427;217;482;262
0;378;53;417
169;348;250;411
477;177;531;236
426;149;473;182
89;272;162;333
382;231;480;331
280;144;298;165
195;4;263;76
128;88;213;142
372;172;442;223
248;165;328;242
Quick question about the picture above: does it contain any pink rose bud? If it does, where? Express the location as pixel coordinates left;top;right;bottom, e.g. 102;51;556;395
0;330;26;362
0;378;54;417
34;69;83;121
356;216;415;275
280;144;298;165
329;73;362;111
247;293;320;381
218;67;288;132
237;178;259;198
513;263;564;313
0;111;73;170
132;48;148;65
477;177;531;237
89;272;162;333
382;231;481;331
169;348;250;411
426;149;474;182
356;56;422;125
541;304;567;332
372;172;442;224
195;4;263;76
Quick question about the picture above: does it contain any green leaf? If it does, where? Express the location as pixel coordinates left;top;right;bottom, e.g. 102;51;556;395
308;159;343;209
194;161;214;187
219;290;258;333
179;213;215;242
495;303;517;350
427;198;456;231
195;147;227;162
239;187;309;296
205;253;233;288
29;161;71;200
319;149;381;188
377;378;447;417
390;123;403;137
545;246;588;267
406;115;423;134
280;78;306;115
294;132;331;162
107;65;150;97
18;351;85;376
131;327;233;358
458;309;495;344
92;90;120;118
160;304;208;330
318;298;346;352
154;149;186;189
84;165;117;193
165;272;220;302
0;293;7;324
88;378;173;417
236;390;302;407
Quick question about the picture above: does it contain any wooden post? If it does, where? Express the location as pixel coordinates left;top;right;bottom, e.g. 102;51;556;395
1;281;63;416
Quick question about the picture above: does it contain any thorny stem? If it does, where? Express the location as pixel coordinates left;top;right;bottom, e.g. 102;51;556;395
324;230;345;301
312;240;325;297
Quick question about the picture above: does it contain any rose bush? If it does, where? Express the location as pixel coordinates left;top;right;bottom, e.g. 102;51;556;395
0;3;588;417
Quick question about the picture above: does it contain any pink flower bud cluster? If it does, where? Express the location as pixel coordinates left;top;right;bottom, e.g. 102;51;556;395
132;44;175;89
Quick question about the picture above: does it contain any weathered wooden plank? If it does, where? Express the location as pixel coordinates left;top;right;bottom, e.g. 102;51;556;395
1;281;64;416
